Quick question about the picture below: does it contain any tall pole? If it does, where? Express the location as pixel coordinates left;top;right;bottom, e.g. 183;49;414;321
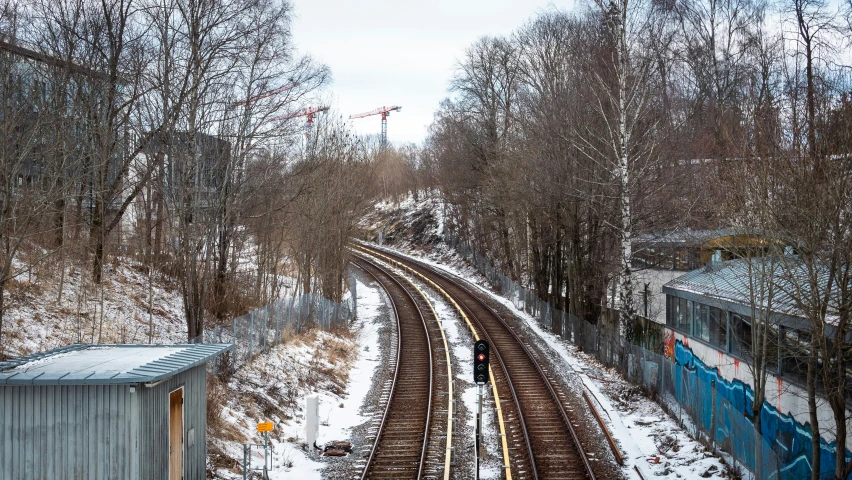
305;112;315;155
380;111;388;147
264;432;271;479
476;383;483;480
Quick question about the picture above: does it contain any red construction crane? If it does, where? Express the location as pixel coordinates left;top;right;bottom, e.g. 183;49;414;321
271;106;330;145
349;105;402;146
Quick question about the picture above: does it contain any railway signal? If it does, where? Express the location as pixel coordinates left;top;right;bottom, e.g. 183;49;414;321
473;339;490;480
473;340;489;384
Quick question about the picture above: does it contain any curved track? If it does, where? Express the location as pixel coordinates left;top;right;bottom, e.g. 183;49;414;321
355;244;597;480
351;254;453;480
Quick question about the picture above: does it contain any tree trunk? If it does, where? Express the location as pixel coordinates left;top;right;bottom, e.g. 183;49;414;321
808;348;821;480
54;196;65;248
153;147;166;264
0;276;5;358
91;204;105;284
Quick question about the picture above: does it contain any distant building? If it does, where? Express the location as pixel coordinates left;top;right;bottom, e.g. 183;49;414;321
0;39;128;208
0;343;231;479
662;259;849;478
145;131;230;196
634;228;789;271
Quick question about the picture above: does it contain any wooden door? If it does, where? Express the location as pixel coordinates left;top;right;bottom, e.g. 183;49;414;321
169;388;184;480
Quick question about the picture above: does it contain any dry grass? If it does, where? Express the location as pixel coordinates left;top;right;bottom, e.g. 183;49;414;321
302;328;360;396
5;278;45;303
206;322;362;475
207;376;243;443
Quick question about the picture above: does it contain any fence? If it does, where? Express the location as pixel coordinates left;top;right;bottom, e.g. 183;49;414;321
444;231;787;480
193;288;356;371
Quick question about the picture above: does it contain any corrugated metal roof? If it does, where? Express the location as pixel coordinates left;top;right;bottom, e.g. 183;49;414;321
663;258;839;321
634;228;763;246
0;343;232;386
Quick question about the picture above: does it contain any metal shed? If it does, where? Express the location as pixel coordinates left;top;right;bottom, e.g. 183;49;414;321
0;343;232;480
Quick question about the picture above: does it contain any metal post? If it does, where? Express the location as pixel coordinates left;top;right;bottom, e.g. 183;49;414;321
476;383;483;480
263;431;269;479
212;326;219;373
263;307;269;351
351;272;357;320
286;297;293;332
249;311;254;361
233;318;238;364
243;443;248;480
711;379;717;453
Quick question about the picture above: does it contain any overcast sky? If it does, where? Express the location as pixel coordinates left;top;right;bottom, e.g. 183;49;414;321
290;0;577;147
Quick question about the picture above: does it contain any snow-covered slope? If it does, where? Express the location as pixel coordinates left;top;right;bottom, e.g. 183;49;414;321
361;192;445;248
207;275;391;479
2;259;186;358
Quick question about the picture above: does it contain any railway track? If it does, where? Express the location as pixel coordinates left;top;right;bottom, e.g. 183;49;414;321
355;243;598;480
351;253;454;480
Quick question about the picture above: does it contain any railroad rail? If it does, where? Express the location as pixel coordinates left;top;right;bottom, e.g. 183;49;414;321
351;253;454;479
354;243;597;480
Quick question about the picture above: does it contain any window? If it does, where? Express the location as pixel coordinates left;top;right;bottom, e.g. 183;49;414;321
675;298;692;333
695;304;710;342
741;320;753;355
731;314;752;358
666;296;674;327
709;307;727;350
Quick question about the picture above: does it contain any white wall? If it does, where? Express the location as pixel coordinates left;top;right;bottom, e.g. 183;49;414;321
665;328;850;445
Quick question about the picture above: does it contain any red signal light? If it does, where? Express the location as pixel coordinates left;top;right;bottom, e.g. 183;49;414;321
473;340;490;384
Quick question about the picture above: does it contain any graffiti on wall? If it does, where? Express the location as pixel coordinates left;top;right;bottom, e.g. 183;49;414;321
666;333;850;479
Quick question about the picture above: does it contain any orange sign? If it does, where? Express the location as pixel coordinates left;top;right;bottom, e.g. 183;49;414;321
257;422;273;433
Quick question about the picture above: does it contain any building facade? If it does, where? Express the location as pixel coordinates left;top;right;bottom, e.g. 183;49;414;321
663;259;850;478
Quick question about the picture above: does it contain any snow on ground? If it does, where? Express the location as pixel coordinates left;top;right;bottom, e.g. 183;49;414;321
2;258;187;358
370;243;732;479
208;277;386;479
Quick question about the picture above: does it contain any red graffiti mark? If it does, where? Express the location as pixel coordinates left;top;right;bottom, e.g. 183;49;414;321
664;329;675;358
734;358;740;376
777;377;784;412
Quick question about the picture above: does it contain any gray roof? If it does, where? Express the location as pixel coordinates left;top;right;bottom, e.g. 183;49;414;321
663;257;842;324
634;228;767;247
0;343;233;386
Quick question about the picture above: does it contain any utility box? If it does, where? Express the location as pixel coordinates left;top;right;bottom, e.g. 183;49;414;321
306;395;319;448
0;343;232;480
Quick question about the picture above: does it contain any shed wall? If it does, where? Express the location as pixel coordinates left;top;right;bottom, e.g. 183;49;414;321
138;364;207;480
0;384;138;480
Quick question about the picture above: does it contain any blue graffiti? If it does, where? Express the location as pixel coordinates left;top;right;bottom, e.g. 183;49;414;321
672;340;851;479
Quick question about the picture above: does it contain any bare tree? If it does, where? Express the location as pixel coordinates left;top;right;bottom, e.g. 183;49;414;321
0;3;76;355
585;0;669;342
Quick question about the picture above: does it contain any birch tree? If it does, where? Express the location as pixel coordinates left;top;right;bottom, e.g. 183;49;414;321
586;0;665;341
